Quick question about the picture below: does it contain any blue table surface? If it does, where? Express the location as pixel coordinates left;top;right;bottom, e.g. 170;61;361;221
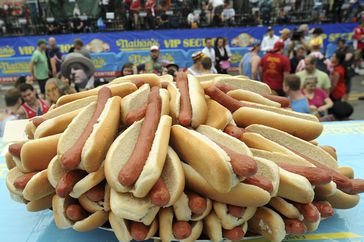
1;121;364;242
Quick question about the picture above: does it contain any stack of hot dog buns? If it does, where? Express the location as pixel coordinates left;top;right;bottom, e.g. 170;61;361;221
5;73;364;242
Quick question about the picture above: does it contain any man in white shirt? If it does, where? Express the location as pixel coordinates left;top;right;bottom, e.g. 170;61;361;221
202;38;217;73
261;27;279;52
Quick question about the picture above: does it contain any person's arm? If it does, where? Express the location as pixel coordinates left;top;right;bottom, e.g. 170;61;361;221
345;52;353;62
29;59;35;79
318;97;334;112
16;107;26;119
261;37;268;51
251;56;260;80
50;57;57;77
283;56;291;78
330;71;339;89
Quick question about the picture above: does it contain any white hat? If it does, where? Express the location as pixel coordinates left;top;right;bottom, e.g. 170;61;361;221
150;45;160;51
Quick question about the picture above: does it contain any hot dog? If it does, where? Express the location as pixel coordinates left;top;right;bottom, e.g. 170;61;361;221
125;104;147;126
242;175;273;193
85;184;105;202
56;170;88;198
79;182;110;214
173;191;212;222
131;79;145;88
283;218;307;234
227;89;283;108
312;201;334;219
13;172;37;190
149;177;170;207
269;197;303;220
130;222;150;241
223;226;245;241
112;73;161;87
176;72;193;127
66;204;88;221
228;205;245;218
187;192;207;215
261;93;290;107
9;143;23;158
173;221;192;239
293;203;320;223
223;124;244;139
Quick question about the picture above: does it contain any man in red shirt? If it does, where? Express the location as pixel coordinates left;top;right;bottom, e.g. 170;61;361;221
259;41;291;96
354;19;364;59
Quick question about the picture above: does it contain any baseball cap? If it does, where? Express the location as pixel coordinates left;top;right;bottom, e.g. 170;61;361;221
272;40;284;52
166;63;179;70
150;45;160;51
267;26;274;32
280;28;290;35
192;51;204;62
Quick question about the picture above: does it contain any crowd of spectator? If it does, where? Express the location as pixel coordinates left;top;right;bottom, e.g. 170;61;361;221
1;0;364;36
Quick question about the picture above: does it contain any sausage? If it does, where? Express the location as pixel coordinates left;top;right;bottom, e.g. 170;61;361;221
85;184;105;202
277;163;332;185
205;85;244;112
223;226;245;240
227;205;245;218
312;201;334;218
131;79;145;88
284;146;353;193
161;82;169;89
187;192;207;215
13;172;37;190
60;87;112;170
242;175;273;193
65;204;88;221
215;83;237;93
118;86;161;186
261;94;291;108
293;203;320;223
349;179;364;194
125;104;147;126
172;221;192;239
130;222;149;241
223;124;244;139
149;177;170;207
56;170;88;198
9;143;23;158
283;218;307;234
32;117;46;127
219;144;257;177
176;72;192;127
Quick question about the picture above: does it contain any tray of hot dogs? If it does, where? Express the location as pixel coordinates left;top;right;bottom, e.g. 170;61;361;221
5;73;364;242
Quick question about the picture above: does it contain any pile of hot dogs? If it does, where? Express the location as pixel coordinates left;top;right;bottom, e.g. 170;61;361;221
5;73;364;242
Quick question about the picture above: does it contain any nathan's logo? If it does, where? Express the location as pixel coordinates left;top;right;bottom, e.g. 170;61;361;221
231;33;258;47
92;57;106;69
116;39;159;51
86;39;110;53
230;53;242;64
0;61;30;74
0;46;15;57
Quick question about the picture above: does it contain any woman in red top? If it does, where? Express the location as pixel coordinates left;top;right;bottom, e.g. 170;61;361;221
330;52;346;102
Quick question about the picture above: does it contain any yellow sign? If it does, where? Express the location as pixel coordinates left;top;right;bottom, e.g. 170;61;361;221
116;38;159;52
86;39;110;53
0;61;29;74
0;46;15;57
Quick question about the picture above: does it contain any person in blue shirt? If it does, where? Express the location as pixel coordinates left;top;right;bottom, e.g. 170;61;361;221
283;74;310;114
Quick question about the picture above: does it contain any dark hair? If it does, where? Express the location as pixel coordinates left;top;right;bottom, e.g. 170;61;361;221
215;37;224;47
337;38;346;45
307;56;317;66
5;88;20;107
334;52;345;65
284;74;301;91
74;38;83;47
332;101;353;120
15;76;26;88
121;63;134;76
137;64;146;73
201;57;212;70
19;83;34;92
205;37;212;42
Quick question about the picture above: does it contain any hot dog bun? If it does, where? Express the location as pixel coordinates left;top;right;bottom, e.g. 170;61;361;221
159;207;203;242
194;74;230;83
182;163;270;207
325;189;360;209
254;157;280;197
58;96;121;173
214;76;272;94
111;73;161;87
227;89;281;107
250;148;313;167
205;99;232;130
269;197;303;220
26;193;54;212
173;192;212;221
79;183;110;213
338;166;354;179
105;115;172;197
5;151;15;170
213;202;256;229
168;74;208;128
120;84;150;124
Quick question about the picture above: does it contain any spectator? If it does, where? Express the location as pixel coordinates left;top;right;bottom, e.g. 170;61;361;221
209;0;224;19
201;56;215;74
30;39;49;95
291;26;310;54
320;101;353;122
330;52;346;102
290;46;306;73
68;39;91;59
224;37;232;57
46;37;63;77
187;11;199;28
56;73;77;94
137;64;146;74
260;0;272;25
145;45;169;75
45;78;67;105
261;27;279;52
17;83;49;119
120;63;134;76
94;78;109;88
0;88;21;136
166;63;179;81
214;36;230;74
335;38;355;101
302;76;334;117
222;2;235;26
276;8;289;25
187;51;205;76
202;37;217;73
309;28;324;48
239;42;261;80
354;18;364;61
15;76;34;89
283;74;310;114
296;56;331;94
280;28;292;57
61;53;97;91
70;13;84;33
259;41;291;96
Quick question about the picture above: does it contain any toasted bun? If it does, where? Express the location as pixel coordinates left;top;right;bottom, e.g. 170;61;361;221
109;212;158;242
182;163;271;207
233;107;322;141
325;189;360;209
21;134;60;171
213;201;256;229
205;99;232;130
227;89;281;107
34;109;80;139
79;184;110;213
248;207;286;242
245;124;337;169
278;168;314;203
250;148;314;167
23;169;54;201
56;82;136;106
5;151;15;170
214;76;272;94
337;166;354;179
110;189;160;225
254;157;280;197
111;73;161;87
171;125;237;193
159;207;203;242
269;197;303;220
6;167;25;196
173;192;212;221
120;84;150;124
105;115;172;197
26;193;54;212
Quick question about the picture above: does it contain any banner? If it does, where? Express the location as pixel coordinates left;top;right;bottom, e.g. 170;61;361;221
0;23;357;82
